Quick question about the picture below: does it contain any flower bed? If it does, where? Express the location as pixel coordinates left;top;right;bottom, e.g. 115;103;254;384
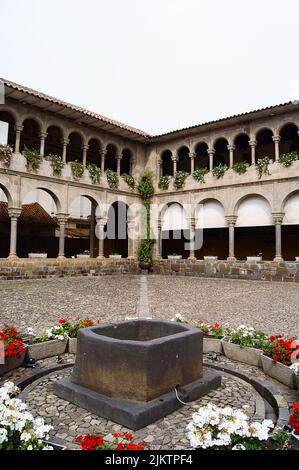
197;321;224;353
0;326;26;376
0;382;53;450
75;432;145;450
262;335;298;388
221;325;266;367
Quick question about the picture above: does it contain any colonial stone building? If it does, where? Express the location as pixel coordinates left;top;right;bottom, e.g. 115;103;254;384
0;78;299;280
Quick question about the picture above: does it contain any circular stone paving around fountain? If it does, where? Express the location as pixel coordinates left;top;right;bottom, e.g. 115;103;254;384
21;366;257;450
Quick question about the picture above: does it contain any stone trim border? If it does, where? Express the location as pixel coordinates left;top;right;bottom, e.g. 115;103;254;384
204;361;291;429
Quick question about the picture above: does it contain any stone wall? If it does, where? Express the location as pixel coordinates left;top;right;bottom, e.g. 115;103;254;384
152;259;299;282
0;259;138;280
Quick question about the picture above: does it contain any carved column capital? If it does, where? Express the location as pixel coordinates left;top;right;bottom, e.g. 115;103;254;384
272;135;281;143
56;213;69;225
171;155;178;162
226;215;237;226
249;140;257;147
14;124;23;133
227;145;235;151
207;148;215;156
96;217;108;226
62;138;70;146
189;152;196;159
8;208;22;219
272;212;284;225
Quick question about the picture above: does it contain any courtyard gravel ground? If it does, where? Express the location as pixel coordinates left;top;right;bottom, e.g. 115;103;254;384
0;274;298;336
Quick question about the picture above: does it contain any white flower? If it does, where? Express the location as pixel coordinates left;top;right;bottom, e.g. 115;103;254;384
171;313;186;323
0;428;8;444
232;443;246;450
21;431;32;442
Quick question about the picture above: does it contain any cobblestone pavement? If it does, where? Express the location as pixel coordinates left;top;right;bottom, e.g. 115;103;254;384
23;366;257;450
0;274;298;336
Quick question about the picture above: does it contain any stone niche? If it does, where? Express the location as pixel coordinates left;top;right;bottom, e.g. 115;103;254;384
54;319;221;430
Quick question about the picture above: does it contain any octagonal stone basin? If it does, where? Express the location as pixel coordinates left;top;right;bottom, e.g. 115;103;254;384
72;319;203;402
54;319;221;430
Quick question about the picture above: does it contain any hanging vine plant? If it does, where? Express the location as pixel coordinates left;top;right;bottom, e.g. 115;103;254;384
105;169;119;189
0;144;13;166
137;172;155;265
279;151;298;167
212;163;228;179
192;167;208;183
23;145;43;171
87;163;100;184
174;171;189;190
122;173;135;189
256;156;271;178
70;160;85;180
232;161;249;175
49;154;64;176
158;175;170;190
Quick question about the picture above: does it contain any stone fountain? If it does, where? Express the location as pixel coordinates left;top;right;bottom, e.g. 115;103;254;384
54;319;221;430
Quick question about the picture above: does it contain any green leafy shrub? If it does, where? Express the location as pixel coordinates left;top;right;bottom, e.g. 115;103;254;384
0;144;13;166
87;163;100;184
137;171;154;202
122;173;135;189
174;171;189;189
279;151;298;167
105;169;119;189
212;164;227;179
49;154;64;176
23;145;43;171
193;168;208;183
232;161;249;175
137;238;155;263
256;156;271;178
70;160;85;180
158;175;170;190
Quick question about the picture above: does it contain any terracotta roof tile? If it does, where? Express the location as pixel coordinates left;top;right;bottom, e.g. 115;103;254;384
0;202;57;226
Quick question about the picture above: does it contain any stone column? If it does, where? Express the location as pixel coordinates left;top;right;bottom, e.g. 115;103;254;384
227;145;235;169
272;212;284;261
8;208;22;259
89;204;96;257
189;152;196;174
56;214;69;258
39;131;47;157
155;220;162;260
14;125;23;153
172;155;178;175
82;144;89;168
208;149;215;173
188;217;196;260
157;158;162;179
116;154;122;176
62;138;69;163
96;217;107;259
272;135;281;162
127;220;136;259
226;215;237;261
100;149;106;174
249;140;257;166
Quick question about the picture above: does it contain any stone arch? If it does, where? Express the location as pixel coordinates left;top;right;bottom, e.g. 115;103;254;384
161;149;173;176
194;142;209;170
213;137;229;167
233;133;251;165
22;186;62;214
21;113;43;130
0;110;16;148
279;123;299;155
177;145;190;173
86;138;101;167
255;127;275;160
282;190;299;224
234;192;273;219
105;143;118;172
44;125;64;157
20;117;41;152
0;183;13;206
161;202;189;259
66;131;83;163
121;148;132;175
195;199;227;229
105;200;129;258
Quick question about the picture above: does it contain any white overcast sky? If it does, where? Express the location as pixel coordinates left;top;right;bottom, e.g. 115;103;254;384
1;0;299;134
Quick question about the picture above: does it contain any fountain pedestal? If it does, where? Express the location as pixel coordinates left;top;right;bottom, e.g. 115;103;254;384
54;320;221;430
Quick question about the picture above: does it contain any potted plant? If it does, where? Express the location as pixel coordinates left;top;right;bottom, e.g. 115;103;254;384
289;403;299;442
28;249;47;259
138;238;155;272
197;321;224;354
76;250;90;259
167;253;182;260
75;432;145;450
262;335;298;388
0;381;54;450
221;325;266;367
290;363;299;391
25;321;68;360
0;144;13;166
247;254;263;262
109;253;122;259
0;326;26;376
67;317;98;354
